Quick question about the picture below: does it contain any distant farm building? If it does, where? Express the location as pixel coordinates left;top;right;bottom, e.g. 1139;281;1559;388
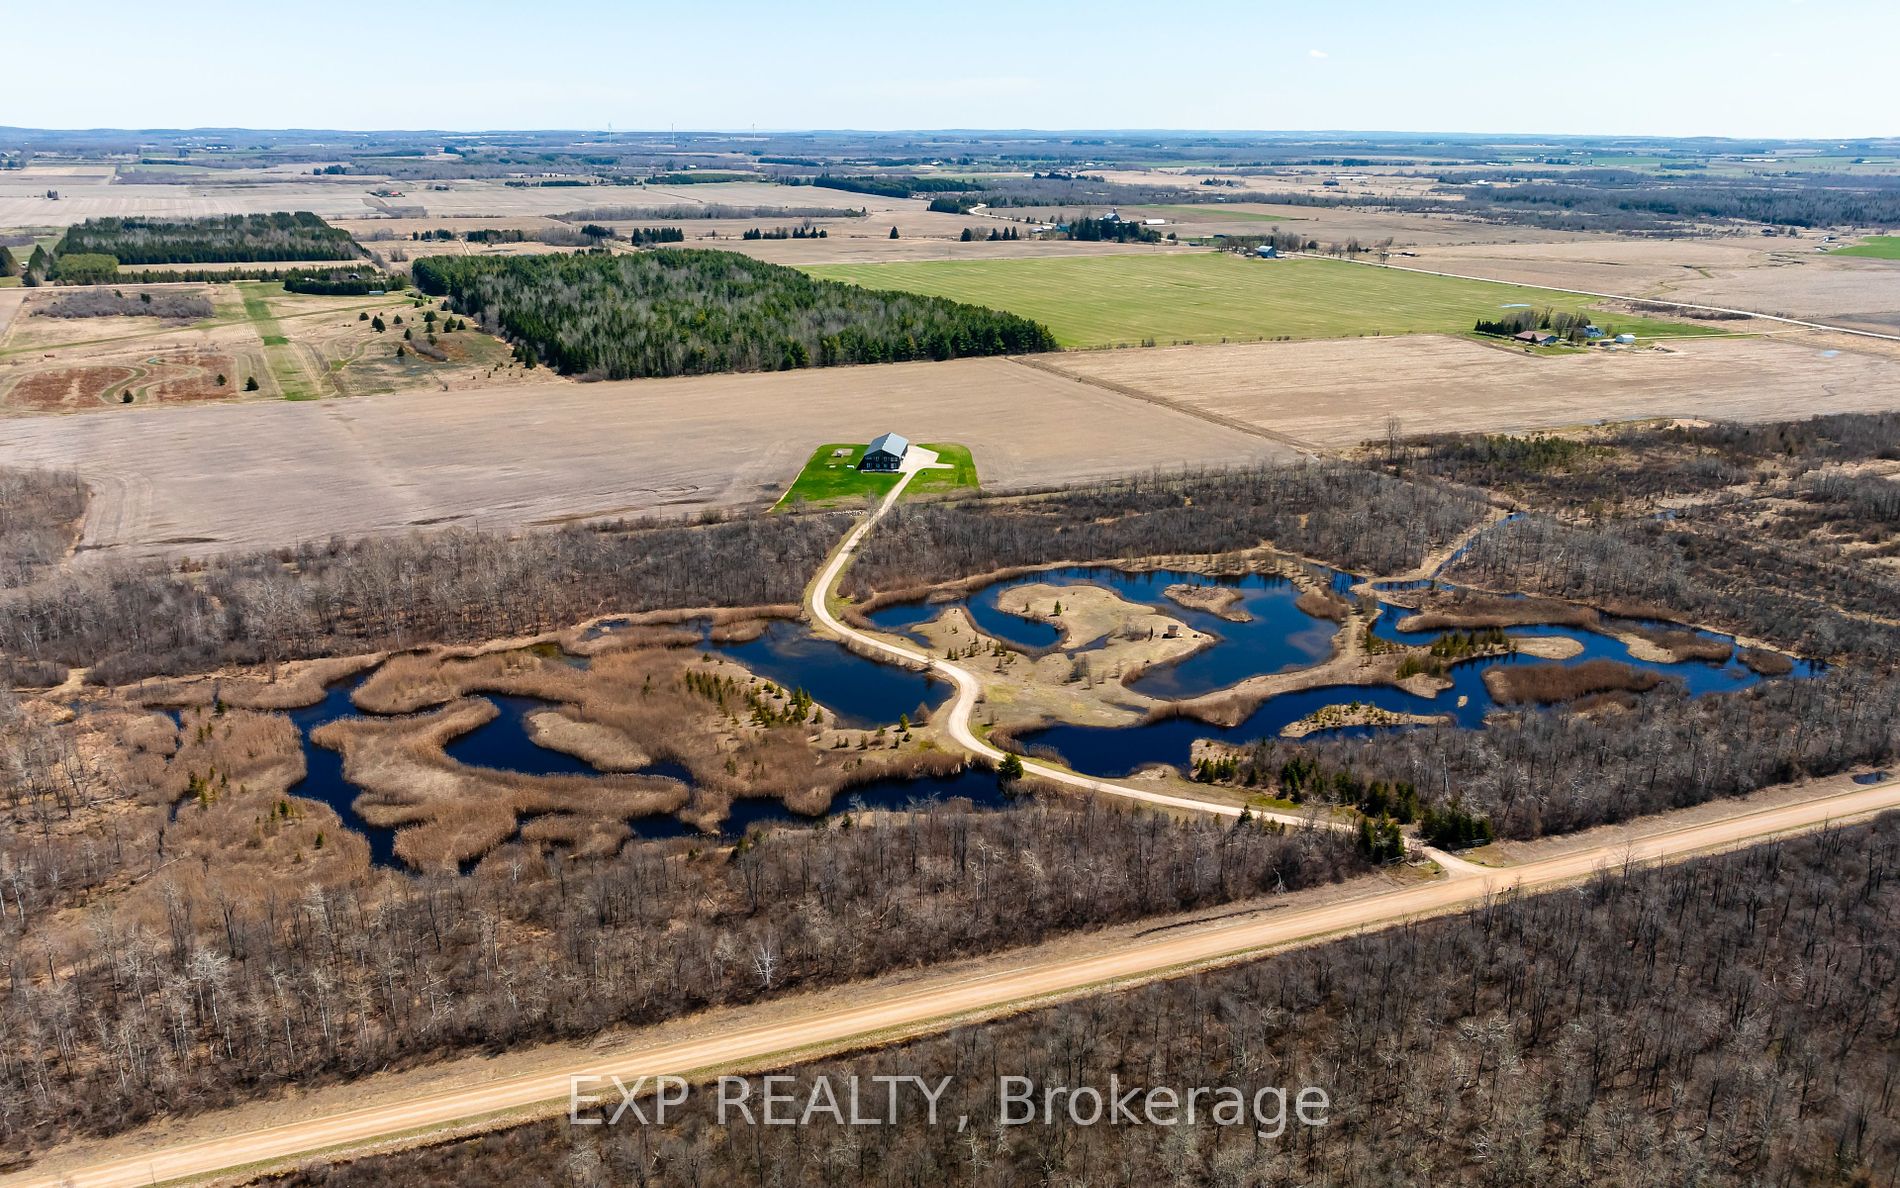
1513;330;1560;346
1256;244;1279;259
1614;333;1637;344
859;432;910;472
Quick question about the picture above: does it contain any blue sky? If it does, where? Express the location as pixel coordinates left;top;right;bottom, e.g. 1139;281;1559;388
8;0;1890;138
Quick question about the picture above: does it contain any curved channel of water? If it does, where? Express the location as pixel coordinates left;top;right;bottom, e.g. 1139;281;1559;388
256;579;1815;865
1020;608;1818;779
864;565;1347;700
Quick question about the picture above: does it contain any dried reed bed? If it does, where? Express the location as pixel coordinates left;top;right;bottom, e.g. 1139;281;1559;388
562;604;800;656
134;654;383;712
350;649;590;714
522;709;651;771
1483;658;1665;705
571;646;959;828
1398;592;1598;632
313;698;689;873
1740;648;1797;676
1295;588;1352;621
1615;623;1734;665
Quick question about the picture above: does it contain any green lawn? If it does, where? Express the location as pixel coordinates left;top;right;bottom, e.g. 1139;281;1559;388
776;443;977;509
1835;236;1900;260
803;252;1720;349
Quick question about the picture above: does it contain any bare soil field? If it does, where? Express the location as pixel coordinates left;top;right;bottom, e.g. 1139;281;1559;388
1046;331;1900;449
1405;238;1900;331
0;178;377;226
0;283;524;410
0;177;904;229
0;356;1291;560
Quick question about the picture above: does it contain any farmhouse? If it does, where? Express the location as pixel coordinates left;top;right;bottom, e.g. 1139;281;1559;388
1513;330;1560;347
859;431;910;472
1256;245;1279;259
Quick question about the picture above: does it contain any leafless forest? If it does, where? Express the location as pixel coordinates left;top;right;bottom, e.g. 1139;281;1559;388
848;463;1491;596
0;797;1364;1150
270;816;1900;1188
0;469;85;592
1401;414;1900;661
0;512;848;684
1207;670;1900;839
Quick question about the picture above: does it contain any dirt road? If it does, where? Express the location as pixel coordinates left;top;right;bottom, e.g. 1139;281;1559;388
13;768;1898;1188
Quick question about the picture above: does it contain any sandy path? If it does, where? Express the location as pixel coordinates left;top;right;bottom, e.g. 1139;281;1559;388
12;765;1897;1188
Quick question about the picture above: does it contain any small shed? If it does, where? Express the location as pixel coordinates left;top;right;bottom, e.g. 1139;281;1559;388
1256;244;1279;259
860;432;910;472
1614;333;1637;345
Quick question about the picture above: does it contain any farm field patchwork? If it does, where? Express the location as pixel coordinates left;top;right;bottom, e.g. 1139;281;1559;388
803;253;1720;348
0;283;519;412
1045;331;1900;448
1;355;1284;560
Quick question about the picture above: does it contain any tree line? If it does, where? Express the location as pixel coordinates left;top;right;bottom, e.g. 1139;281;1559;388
848;463;1491;596
410;251;1057;379
55;213;360;265
0;510;850;685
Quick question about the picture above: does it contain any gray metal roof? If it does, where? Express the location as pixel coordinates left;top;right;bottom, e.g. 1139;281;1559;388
866;432;910;458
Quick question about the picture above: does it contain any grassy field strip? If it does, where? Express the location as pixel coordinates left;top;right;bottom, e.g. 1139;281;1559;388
1835;236;1900;260
237;281;315;399
804;253;1718;349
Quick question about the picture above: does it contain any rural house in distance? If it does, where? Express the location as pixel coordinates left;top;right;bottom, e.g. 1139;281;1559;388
859;431;910;471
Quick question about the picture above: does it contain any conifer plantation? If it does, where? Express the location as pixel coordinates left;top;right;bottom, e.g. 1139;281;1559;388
411;249;1058;379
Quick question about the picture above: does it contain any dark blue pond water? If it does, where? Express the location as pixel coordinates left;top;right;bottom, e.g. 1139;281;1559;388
627;766;1015;841
1368;603;1822;697
865;566;1344;700
285;675;398;867
1020;602;1819;779
276;657;972;868
701;619;948;729
443;695;603;776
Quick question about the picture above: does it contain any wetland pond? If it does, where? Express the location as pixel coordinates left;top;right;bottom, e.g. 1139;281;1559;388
266;569;1813;867
278;621;969;869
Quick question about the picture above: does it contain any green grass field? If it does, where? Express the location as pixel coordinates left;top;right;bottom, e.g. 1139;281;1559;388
236;281;312;398
804;253;1721;349
1835;236;1900;260
777;443;977;509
